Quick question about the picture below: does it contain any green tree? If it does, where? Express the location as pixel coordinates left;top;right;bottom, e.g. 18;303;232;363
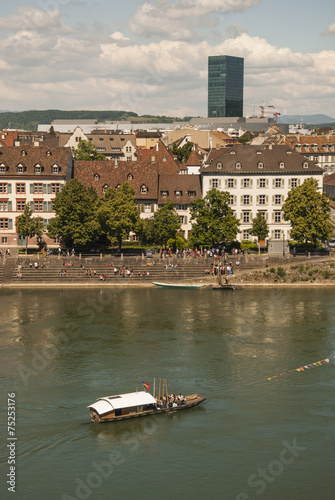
282;178;332;246
237;132;255;144
190;188;240;247
49;125;55;135
72;140;107;161
47;179;101;249
152;200;181;248
249;212;269;253
171;141;194;162
16;205;44;253
98;183;140;250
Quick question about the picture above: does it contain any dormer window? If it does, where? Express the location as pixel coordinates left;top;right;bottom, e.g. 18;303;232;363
127;174;133;181
35;165;41;174
188;190;196;198
161;190;168;198
151;156;155;163
258;162;264;169
235;162;241;169
115;184;120;189
103;184;109;193
46;150;52;157
94;173;100;181
163;157;167;162
331;145;335;152
21;150;27;156
17;164;24;174
303;162;309;169
141;185;147;194
256;150;262;155
230;150;236;155
279;162;285;169
52;165;59;174
217;162;222;169
0;164;5;173
175;190;182;197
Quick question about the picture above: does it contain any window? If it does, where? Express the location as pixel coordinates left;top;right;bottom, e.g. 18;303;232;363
35;166;41;174
0;165;5;173
127;174;133;181
303;162;309;168
51;183;61;193
17;165;24;174
243;212;250;223
94;174;100;181
274;230;281;240
103;185;109;194
33;183;43;194
16;183;25;194
274;195;282;205
0;183;8;193
21;150;27;156
34;200;44;211
141;185;147;194
235;162;241;169
2;237;7;243
0;200;8;211
52;166;59;174
243;179;250;188
275;178;282;188
17;200;26;211
279;162;285;169
228;179;234;188
243;230;250;240
217;162;222;169
163;157;167;162
188;191;196;198
161;191;168;198
291;178;298;188
0;218;9;229
176;204;187;210
259;195;266;205
175;190;182;197
144;204;151;213
228;195;234;205
127;157;132;161
259;178;266;188
258;162;264;169
259;211;267;220
212;179;219;188
274;212;281;223
46;151;52;157
243;195;250;205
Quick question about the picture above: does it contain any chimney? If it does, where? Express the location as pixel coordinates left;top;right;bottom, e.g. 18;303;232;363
115;159;118;168
156;142;159;152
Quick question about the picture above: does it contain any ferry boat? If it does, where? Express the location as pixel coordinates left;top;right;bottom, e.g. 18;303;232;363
88;390;206;423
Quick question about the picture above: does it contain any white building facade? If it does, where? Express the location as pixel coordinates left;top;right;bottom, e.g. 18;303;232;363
201;145;324;242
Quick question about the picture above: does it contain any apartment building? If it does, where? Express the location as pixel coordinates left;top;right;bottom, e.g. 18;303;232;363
202;144;324;242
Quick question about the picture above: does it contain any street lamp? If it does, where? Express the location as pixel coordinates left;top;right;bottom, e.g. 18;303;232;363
283;233;285;257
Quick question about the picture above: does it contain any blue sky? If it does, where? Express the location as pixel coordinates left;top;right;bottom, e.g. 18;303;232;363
0;0;335;117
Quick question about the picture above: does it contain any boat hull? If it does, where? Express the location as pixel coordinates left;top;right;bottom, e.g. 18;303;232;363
152;282;204;289
90;394;206;423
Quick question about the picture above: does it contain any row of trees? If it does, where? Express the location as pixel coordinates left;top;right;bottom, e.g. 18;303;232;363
16;178;332;251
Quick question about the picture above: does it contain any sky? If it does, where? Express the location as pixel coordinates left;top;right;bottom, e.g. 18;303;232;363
0;0;335;118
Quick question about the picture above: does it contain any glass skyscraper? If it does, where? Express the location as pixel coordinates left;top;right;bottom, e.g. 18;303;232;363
208;55;244;118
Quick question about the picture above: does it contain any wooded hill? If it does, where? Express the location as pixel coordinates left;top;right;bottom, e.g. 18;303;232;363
0;110;189;131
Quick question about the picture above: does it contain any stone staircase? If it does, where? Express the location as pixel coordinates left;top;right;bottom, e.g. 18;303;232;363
2;258;16;285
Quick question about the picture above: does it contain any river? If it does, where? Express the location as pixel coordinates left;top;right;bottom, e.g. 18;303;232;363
0;287;334;500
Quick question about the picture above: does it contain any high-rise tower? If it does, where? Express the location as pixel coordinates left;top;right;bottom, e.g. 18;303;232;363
208;55;244;118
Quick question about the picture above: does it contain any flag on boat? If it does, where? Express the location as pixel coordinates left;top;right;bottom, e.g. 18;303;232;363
142;381;150;390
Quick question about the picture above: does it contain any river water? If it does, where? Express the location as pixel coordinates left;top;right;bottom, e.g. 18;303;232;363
0;287;334;500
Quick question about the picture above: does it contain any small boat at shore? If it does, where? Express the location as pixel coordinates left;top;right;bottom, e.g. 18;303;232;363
88;390;206;423
152;282;204;288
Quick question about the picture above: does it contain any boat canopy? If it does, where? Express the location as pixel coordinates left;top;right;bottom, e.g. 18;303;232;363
87;391;156;415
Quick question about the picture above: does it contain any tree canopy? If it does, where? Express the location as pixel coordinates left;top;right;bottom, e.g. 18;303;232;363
16;205;44;253
47;179;101;249
171;141;194;163
190;188;240;247
98;183;140;250
151;200;181;248
72;140;107;161
282;178;332;245
249;212;269;241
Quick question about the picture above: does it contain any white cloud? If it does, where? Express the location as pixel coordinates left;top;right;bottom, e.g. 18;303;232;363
128;0;260;40
0;7;75;35
225;23;248;38
0;18;335;117
322;22;335;36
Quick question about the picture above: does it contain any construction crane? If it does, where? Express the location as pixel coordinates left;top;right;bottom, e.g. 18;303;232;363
259;101;281;125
